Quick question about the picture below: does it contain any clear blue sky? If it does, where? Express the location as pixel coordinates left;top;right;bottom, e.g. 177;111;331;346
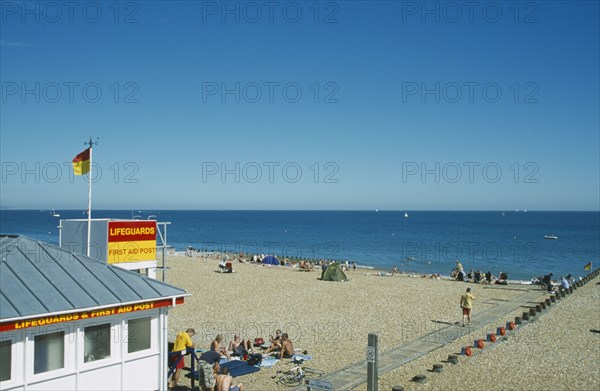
1;1;598;210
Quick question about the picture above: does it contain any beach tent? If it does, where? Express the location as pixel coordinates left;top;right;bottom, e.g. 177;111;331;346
262;255;280;266
321;263;348;282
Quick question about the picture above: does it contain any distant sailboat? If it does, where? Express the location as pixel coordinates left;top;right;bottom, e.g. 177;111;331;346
404;212;409;218
50;209;60;217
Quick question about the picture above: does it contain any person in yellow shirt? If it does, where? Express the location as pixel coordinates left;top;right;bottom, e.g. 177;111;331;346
170;328;196;390
460;288;475;327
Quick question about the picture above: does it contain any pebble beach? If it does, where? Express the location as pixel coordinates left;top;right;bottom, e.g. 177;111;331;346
163;255;600;391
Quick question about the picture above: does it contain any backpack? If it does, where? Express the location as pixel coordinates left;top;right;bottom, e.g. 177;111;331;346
247;353;262;366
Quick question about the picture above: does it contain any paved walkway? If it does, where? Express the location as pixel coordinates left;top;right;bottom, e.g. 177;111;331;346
293;286;547;391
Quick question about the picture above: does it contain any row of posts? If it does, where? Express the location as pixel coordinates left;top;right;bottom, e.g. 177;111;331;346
316;268;599;391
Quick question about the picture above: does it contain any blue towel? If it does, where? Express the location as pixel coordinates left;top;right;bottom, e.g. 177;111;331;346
220;360;261;377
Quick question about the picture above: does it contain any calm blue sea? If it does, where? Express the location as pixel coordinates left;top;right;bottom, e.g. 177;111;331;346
1;210;598;280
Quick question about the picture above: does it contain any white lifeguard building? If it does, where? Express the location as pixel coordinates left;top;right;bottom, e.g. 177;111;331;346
0;235;188;390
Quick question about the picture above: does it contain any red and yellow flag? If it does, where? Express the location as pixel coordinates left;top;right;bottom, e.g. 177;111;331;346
72;148;90;175
584;262;592;271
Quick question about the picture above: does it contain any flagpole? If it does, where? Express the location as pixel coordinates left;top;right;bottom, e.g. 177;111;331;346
87;138;93;257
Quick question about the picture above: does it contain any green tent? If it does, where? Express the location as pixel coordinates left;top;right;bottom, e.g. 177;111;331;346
321;263;348;282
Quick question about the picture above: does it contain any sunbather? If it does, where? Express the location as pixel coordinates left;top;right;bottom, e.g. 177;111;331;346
212;334;231;360
227;334;254;356
262;330;282;354
216;367;244;391
279;333;294;359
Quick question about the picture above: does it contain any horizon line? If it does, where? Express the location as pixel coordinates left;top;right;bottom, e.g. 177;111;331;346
1;208;599;213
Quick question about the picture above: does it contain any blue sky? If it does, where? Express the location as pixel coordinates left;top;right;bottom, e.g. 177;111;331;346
1;1;598;210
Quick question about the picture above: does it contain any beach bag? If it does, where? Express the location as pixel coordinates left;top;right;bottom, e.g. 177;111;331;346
253;338;264;346
247;353;262;366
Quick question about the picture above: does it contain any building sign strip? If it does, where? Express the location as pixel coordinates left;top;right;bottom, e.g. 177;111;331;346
0;297;184;332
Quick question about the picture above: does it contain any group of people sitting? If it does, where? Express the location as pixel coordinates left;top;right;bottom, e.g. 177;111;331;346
451;261;508;285
170;329;295;391
538;273;576;293
261;329;295;358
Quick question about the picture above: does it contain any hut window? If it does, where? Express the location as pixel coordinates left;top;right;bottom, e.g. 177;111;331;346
84;323;111;362
34;331;64;374
0;340;11;381
127;317;151;353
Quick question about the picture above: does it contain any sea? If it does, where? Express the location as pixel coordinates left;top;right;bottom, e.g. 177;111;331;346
0;210;598;281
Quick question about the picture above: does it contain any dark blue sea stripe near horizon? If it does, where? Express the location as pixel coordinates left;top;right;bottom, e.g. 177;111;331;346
1;210;598;281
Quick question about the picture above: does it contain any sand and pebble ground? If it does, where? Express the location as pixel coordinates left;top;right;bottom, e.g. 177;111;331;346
163;254;599;390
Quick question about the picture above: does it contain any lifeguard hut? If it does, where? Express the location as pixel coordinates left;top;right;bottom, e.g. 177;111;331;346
0;235;188;391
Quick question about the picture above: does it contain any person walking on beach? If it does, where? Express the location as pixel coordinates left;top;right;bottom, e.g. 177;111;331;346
460;288;475;327
170;328;196;390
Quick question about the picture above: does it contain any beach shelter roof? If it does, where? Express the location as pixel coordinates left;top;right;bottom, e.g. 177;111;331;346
0;235;188;321
322;263;348;282
261;255;280;265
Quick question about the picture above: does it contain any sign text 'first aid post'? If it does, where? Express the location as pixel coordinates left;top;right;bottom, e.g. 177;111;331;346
107;221;157;264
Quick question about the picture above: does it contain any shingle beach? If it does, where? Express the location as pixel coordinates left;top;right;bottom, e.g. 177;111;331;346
164;255;600;391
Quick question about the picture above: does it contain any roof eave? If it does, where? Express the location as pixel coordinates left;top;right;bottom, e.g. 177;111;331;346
0;293;191;324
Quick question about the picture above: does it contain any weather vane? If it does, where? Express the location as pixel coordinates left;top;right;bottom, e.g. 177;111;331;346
85;137;99;148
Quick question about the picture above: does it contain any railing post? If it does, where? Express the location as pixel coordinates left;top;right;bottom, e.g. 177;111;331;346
367;333;378;391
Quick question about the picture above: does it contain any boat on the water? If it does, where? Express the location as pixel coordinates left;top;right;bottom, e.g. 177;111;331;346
544;235;558;240
50;209;60;217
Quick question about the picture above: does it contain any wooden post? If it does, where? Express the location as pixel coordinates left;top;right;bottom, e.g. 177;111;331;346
367;333;378;391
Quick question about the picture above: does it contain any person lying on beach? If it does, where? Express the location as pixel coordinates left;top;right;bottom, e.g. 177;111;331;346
212;334;231;360
216;367;244;391
227;334;254;356
495;271;508;285
299;260;314;271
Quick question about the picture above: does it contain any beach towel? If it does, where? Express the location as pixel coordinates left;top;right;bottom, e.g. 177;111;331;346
259;357;279;367
291;354;312;362
220;360;261;377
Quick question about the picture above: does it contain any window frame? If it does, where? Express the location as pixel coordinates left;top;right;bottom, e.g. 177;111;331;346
27;326;73;382
124;315;156;357
0;336;15;385
82;321;113;365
